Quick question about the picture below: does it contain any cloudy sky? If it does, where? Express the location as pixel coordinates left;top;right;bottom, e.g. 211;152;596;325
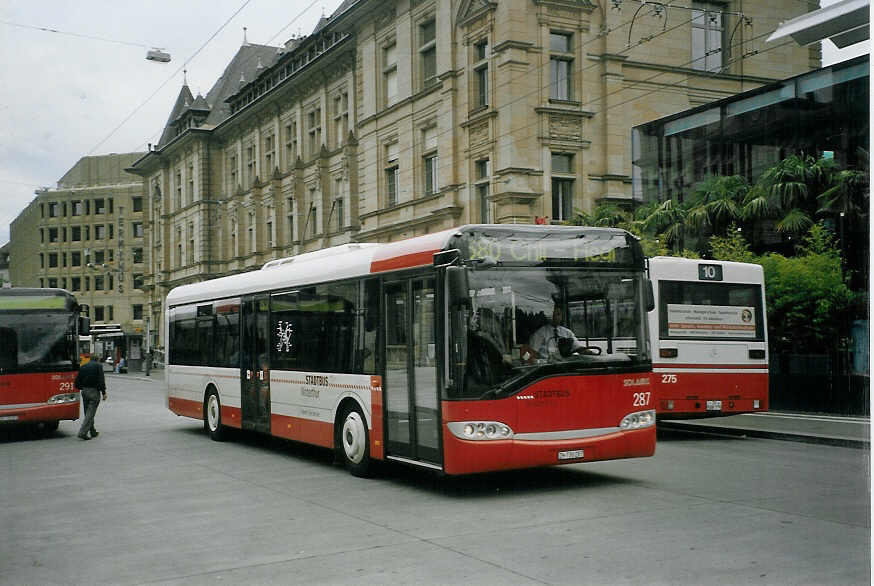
0;0;868;246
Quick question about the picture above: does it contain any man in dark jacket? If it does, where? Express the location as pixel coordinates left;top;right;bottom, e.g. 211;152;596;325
74;354;107;440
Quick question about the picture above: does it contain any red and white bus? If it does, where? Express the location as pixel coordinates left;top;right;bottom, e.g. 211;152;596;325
648;256;769;418
165;225;656;476
0;288;90;431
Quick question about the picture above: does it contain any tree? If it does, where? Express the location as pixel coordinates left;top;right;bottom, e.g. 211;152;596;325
685;175;749;238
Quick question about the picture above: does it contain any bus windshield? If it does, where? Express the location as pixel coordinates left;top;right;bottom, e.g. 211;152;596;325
0;313;77;373
450;267;651;400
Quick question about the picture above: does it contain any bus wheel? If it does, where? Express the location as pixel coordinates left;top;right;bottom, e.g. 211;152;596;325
204;389;225;442
44;420;59;433
337;404;370;477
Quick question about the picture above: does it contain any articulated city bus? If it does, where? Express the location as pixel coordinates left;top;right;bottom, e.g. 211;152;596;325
648;256;769;418
0;288;90;431
165;225;656;476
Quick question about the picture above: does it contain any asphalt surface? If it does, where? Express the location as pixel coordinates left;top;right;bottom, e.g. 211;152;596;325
118;368;871;449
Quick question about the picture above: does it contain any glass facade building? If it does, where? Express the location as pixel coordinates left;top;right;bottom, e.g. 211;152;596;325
632;55;869;203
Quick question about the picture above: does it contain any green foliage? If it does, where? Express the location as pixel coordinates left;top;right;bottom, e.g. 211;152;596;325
708;228;755;263
757;224;853;353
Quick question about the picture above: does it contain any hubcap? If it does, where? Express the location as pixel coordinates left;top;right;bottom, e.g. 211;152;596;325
342;412;366;464
208;395;219;431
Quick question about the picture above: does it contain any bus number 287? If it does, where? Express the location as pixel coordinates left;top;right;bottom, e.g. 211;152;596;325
633;392;651;406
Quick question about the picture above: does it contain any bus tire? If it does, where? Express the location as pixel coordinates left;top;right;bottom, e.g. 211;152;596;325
44;420;59;433
336;403;371;477
204;388;225;442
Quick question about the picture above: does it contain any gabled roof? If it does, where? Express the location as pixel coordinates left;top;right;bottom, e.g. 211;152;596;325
156;43;280;148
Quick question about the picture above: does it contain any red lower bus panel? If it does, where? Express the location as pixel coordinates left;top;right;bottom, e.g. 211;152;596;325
271;413;333;448
653;369;768;418
440;372;657;475
0;371;79;423
442;427;655;475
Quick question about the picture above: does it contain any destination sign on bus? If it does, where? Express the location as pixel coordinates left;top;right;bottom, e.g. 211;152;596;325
667;304;756;338
459;231;636;265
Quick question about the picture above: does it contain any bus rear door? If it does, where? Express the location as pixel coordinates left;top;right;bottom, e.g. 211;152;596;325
241;294;271;433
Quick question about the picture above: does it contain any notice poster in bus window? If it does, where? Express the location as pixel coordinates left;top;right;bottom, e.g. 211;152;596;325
666;304;756;338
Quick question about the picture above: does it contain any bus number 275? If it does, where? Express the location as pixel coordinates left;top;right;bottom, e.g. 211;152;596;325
633;392;651;406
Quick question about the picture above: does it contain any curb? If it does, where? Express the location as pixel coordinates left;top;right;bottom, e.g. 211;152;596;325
659;420;870;449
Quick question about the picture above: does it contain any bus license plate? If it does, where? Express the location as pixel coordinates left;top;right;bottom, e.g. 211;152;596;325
706;400;722;411
0;415;19;421
558;449;584;461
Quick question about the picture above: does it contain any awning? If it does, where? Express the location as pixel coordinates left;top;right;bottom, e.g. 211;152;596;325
767;0;869;48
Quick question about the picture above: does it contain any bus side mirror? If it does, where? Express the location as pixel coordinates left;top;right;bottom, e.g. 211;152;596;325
79;316;91;336
446;266;470;308
646;280;655;313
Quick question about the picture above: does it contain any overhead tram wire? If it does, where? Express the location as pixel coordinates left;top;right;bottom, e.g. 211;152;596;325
86;0;256;155
351;7;791;190
0;19;160;50
351;25;794;193
126;0;321;155
91;0;328;157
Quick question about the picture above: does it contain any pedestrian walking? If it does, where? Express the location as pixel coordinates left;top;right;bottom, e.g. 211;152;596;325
75;353;107;440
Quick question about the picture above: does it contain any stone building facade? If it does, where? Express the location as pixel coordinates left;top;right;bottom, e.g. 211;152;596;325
128;0;818;345
8;153;150;366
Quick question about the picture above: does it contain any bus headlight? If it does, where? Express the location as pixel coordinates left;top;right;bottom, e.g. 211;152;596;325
47;393;79;404
448;421;514;440
620;410;656;430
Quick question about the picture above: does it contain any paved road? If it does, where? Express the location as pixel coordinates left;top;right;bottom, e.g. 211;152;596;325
1;374;869;585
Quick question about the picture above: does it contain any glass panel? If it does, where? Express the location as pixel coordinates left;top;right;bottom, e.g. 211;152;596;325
551;153;573;173
549;32;570;52
659;281;765;341
452;268;650;400
384;283;410;453
413;279;439;460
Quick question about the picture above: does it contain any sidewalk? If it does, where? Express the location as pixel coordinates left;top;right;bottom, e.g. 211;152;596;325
108;370;869;449
660;411;870;449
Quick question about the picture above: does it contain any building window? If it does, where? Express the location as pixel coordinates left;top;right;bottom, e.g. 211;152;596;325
422;126;438;196
473;39;488;108
175;170;183;208
133;274;144;290
176;227;183;266
383;43;398;107
230;219;237;257
94;250;105;264
108;305;114;321
48;278;58;288
285;120;298;170
94;306;104;321
71;226;81;241
48;202;59;217
71;277;81;292
187;222;195;264
286;197;295;243
385;143;399;207
132;304;143;320
549;32;573;101
248;212;255;253
334;92;349;148
48;227;58;243
229;155;238;191
475;158;491;223
48;253;58;268
692;2;725;72
132;222;144;238
307;108;322;158
265;134;275;174
187;163;195;203
132;196;143;212
551;153;575;221
95;224;106;240
71;251;81;267
307;204;317;239
72;201;83;216
132;247;143;264
333;178;344;232
247;146;256;183
420;20;437;88
94;275;104;291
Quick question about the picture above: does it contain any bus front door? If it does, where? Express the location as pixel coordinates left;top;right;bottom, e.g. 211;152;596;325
241;294;271;433
383;278;441;467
